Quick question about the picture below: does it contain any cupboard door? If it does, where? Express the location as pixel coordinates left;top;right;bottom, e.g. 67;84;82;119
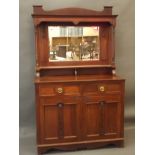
84;96;121;140
39;97;80;144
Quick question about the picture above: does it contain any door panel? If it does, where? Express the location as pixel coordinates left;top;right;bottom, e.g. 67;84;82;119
40;97;80;144
104;103;118;135
84;96;120;140
86;102;100;137
63;104;77;139
44;105;59;140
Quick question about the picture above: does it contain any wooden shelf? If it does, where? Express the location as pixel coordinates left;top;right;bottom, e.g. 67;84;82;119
36;65;115;71
35;74;124;83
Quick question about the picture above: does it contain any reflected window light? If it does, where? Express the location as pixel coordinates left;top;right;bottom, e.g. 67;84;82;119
48;26;100;61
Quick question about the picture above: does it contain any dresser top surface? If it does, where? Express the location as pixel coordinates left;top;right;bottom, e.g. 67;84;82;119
35;75;125;83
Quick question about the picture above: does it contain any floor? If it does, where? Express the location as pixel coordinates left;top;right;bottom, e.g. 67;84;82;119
19;123;134;155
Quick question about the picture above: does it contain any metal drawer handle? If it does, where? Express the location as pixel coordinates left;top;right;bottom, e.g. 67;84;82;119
57;87;63;94
99;86;105;92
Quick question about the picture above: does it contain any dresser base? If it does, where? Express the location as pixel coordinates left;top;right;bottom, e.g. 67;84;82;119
37;138;124;155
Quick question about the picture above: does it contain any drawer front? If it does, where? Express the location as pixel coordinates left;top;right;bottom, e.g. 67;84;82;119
85;94;121;103
39;84;80;96
40;96;79;105
83;82;121;96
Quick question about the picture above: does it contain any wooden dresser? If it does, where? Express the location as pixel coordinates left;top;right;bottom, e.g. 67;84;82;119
32;5;125;155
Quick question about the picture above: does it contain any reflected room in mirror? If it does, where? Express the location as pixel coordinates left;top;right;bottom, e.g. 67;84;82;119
48;26;100;61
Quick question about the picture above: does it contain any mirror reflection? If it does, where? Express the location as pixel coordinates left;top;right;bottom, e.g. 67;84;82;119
48;26;100;61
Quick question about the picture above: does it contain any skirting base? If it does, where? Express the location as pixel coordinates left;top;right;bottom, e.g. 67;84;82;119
37;138;124;155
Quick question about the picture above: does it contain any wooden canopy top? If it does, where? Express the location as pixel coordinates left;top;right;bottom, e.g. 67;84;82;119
32;5;117;17
32;6;117;26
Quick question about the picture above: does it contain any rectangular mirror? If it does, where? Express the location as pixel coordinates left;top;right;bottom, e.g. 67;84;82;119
48;26;100;61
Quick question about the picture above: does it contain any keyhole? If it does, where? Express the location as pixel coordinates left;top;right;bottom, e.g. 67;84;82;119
100;101;105;106
58;103;63;108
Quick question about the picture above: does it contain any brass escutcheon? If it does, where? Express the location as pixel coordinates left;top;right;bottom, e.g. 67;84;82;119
57;87;63;94
99;86;105;92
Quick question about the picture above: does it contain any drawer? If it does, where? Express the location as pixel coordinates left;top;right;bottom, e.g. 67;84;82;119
83;82;121;95
39;84;80;96
85;94;121;103
40;96;79;105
